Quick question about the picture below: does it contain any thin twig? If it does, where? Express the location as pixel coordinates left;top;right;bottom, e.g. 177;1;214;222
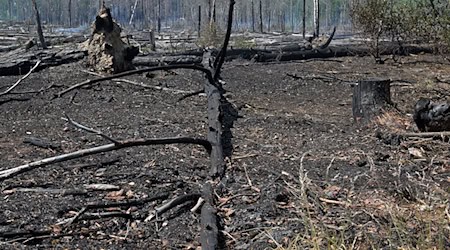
191;197;205;213
64;115;121;144
0;60;41;97
177;89;205;101
402;131;450;138
233;153;259;160
114;78;192;94
319;197;351;207
66;207;87;225
243;165;253;187
145;193;201;222
2;187;87;196
80;70;194;95
59;192;169;214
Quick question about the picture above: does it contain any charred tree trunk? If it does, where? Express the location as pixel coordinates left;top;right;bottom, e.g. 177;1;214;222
352;78;391;123
31;0;47;49
86;3;138;73
251;0;255;32
302;0;306;38
149;30;156;51
313;0;320;37
157;0;161;33
68;0;72;27
259;0;263;33
212;0;216;24
198;5;202;37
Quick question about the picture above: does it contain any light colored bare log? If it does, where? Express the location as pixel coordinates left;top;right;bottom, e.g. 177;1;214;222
0;137;211;181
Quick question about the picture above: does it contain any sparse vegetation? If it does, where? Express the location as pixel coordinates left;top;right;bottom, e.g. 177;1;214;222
232;35;256;49
196;22;224;49
351;0;450;62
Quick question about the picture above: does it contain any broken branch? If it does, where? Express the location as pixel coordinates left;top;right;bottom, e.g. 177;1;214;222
401;131;450;138
0;137;211;181
56;64;217;98
0;60;41;97
64;115;120;144
144;193;201;221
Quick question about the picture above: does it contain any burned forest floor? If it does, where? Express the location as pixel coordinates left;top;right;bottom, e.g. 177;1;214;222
0;53;449;249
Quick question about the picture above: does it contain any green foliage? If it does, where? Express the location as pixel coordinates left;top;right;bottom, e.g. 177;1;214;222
232;35;256;49
197;22;225;49
351;0;450;59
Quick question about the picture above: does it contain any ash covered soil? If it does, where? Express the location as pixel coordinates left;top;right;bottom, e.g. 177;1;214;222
0;55;449;249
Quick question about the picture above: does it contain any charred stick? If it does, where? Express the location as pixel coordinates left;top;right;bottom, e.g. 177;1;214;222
64;115;120;144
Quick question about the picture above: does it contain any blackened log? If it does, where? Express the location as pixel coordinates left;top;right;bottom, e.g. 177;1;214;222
200;182;219;249
352;78;391;123
413;98;450;132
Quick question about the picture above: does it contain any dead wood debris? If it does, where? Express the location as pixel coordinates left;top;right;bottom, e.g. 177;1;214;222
64;114;120;144
144;193;202;222
58;192;170;225
1;2;236;248
0;60;41;97
55;64;217;98
0;136;211;180
23;136;61;150
2;187;88;196
80;69;195;95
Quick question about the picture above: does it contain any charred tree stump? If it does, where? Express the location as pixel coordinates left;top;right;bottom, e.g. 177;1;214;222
352;78;391;123
86;3;138;74
149;30;156;51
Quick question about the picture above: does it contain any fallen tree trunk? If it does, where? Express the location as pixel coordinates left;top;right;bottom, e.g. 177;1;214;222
249;44;434;62
0;47;85;76
0;42;434;76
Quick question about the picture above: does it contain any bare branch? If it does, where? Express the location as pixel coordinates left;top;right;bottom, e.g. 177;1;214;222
177;89;205;101
113;78;193;95
213;0;235;81
401;131;450;138
144;193;201;221
0;137;211;180
56;64;217;98
58;192;169;215
0;60;41;97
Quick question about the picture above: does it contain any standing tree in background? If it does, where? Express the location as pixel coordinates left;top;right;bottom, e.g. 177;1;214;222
302;0;306;38
313;0;320;37
31;0;47;49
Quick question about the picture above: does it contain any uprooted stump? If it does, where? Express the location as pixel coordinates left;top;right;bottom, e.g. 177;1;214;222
352;78;391;123
86;4;138;74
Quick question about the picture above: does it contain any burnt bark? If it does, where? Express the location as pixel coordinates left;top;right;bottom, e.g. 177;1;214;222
352;78;391;123
31;0;47;49
86;3;138;74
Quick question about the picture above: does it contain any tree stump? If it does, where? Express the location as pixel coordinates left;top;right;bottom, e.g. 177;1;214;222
149;30;156;51
352;78;391;123
86;3;138;74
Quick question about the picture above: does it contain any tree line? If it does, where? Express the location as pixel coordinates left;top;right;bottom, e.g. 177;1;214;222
0;0;351;34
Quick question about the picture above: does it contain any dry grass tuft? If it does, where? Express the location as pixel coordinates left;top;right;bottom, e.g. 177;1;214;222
373;110;413;133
